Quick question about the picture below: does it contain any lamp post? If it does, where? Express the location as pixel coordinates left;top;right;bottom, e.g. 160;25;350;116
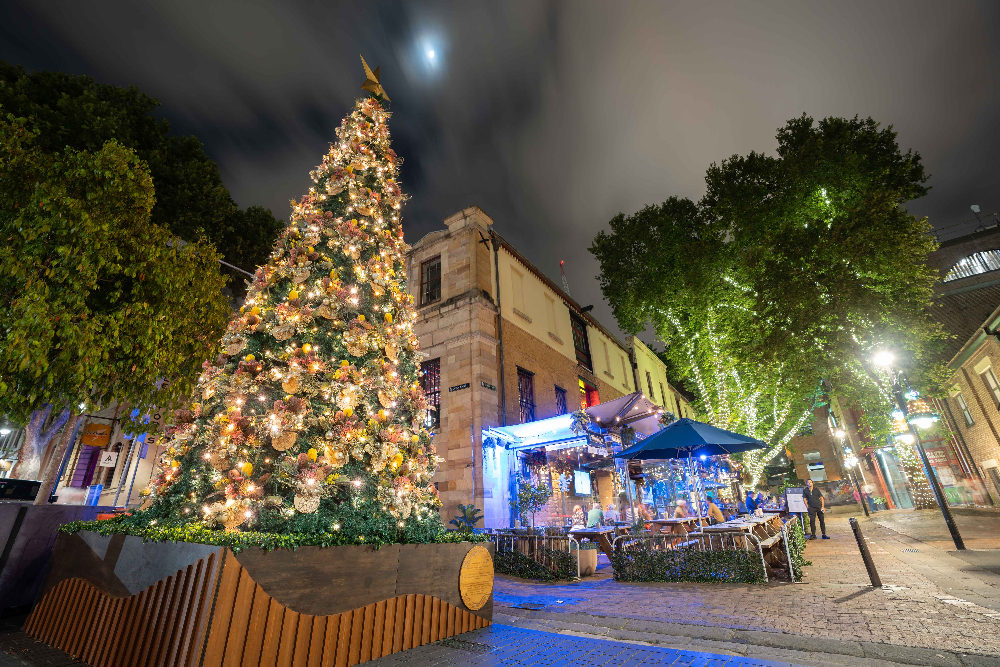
873;351;965;550
835;428;870;518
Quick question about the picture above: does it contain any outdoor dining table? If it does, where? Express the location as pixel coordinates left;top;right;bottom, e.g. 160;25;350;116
568;526;617;561
648;517;699;534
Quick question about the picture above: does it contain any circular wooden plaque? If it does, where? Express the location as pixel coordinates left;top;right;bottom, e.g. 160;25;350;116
459;545;494;611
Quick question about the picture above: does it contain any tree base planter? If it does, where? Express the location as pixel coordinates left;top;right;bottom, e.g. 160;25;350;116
24;531;493;667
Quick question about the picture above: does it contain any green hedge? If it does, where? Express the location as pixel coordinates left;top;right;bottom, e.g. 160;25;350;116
493;546;577;581
610;546;766;584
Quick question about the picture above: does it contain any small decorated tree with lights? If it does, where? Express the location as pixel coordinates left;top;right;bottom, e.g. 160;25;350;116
135;58;443;544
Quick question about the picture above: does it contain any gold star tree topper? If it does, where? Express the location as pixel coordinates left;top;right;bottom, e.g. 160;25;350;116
360;55;390;101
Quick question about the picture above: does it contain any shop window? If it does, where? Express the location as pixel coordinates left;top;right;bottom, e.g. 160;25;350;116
955;393;975;426
983;368;1000;407
420;256;441;306
517;367;535;423
570;315;592;369
579;378;599;409
420;358;440;428
645;371;655;399
555;385;568;415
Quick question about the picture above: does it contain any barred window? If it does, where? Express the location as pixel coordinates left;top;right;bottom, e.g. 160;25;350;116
420;256;441;305
555;385;568;415
517;367;535;423
421;358;441;428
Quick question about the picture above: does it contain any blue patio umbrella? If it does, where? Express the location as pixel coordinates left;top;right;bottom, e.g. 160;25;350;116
613;418;765;525
614;418;765;460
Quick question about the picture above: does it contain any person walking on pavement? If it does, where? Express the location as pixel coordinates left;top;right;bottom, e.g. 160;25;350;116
802;479;828;539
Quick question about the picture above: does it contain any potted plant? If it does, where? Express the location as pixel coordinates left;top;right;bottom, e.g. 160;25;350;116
571;540;600;576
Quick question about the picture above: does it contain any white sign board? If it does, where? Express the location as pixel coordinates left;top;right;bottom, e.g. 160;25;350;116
786;488;808;513
97;451;119;468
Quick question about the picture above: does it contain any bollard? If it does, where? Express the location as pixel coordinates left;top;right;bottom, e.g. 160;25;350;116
849;517;881;588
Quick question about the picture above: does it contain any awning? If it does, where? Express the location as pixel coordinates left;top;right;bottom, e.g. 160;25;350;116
485;392;663;451
613;417;765;460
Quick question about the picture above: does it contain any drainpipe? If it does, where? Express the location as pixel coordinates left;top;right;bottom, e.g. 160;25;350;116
490;229;506;426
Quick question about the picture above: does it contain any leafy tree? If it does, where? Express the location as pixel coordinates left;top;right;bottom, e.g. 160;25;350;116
0;63;283;479
592;115;947;468
510;477;552;528
0;63;283;291
704;114;947;436
591;199;821;485
0;115;230;503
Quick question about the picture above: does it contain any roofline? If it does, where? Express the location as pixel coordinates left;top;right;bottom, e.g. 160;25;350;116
491;231;631;353
948;302;1000;370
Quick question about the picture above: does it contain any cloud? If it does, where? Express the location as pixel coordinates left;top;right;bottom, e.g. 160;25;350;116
3;0;1000;345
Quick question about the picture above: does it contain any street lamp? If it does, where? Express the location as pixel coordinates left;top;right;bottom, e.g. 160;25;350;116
834;428;869;517
873;350;965;550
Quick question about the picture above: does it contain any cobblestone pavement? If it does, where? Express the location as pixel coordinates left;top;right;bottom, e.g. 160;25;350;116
870;508;1000;551
492;513;1000;661
368;625;805;667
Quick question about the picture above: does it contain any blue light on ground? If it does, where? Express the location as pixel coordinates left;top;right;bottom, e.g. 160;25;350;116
366;624;806;666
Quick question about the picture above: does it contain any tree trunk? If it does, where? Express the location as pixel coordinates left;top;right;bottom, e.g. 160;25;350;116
11;406;71;480
33;412;81;506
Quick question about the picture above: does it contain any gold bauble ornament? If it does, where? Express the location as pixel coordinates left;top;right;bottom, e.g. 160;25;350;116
378;390;393;408
271;431;297;452
282;376;301;394
271;324;295;341
294;494;321;514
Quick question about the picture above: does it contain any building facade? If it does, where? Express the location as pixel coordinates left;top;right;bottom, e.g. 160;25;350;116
406;206;693;527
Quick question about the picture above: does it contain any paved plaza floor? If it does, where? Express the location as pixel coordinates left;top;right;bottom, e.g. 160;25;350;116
2;511;999;667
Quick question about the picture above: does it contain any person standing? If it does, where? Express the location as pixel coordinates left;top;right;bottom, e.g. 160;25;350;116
802;480;828;539
745;490;757;513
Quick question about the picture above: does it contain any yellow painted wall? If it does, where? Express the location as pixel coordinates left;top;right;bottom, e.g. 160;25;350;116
630;337;694;418
495;247;632;394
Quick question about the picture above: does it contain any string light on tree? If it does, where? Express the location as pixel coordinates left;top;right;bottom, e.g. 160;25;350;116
137;56;442;541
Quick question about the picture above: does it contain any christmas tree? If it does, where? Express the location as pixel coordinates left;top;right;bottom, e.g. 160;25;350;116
136;58;443;543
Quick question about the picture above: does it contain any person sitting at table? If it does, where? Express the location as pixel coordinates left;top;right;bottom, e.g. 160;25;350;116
705;494;726;525
673;499;691;518
736;496;747;514
586;502;604;528
755;492;765;508
604;503;620;524
636;502;653;530
745;491;757;513
571;504;585;529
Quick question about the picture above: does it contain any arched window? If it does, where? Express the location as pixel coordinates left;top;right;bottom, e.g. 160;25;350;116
944;250;1000;282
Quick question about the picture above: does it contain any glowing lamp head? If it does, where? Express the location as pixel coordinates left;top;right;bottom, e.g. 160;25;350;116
0;427;10;436
896;433;915;445
834;429;846;439
872;350;895;367
913;417;936;430
699;454;707;461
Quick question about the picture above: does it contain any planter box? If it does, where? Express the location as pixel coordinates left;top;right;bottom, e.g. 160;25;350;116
0;504;115;609
24;531;494;666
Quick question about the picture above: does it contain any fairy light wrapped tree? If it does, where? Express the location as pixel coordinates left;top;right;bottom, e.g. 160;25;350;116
137;57;442;543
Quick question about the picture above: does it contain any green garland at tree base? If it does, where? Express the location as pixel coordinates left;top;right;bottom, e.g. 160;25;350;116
59;514;487;553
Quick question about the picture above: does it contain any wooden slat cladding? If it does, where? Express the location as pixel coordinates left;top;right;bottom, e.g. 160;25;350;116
24;551;222;667
25;550;490;667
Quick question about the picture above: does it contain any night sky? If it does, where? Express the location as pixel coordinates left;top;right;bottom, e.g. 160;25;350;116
3;1;1000;343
